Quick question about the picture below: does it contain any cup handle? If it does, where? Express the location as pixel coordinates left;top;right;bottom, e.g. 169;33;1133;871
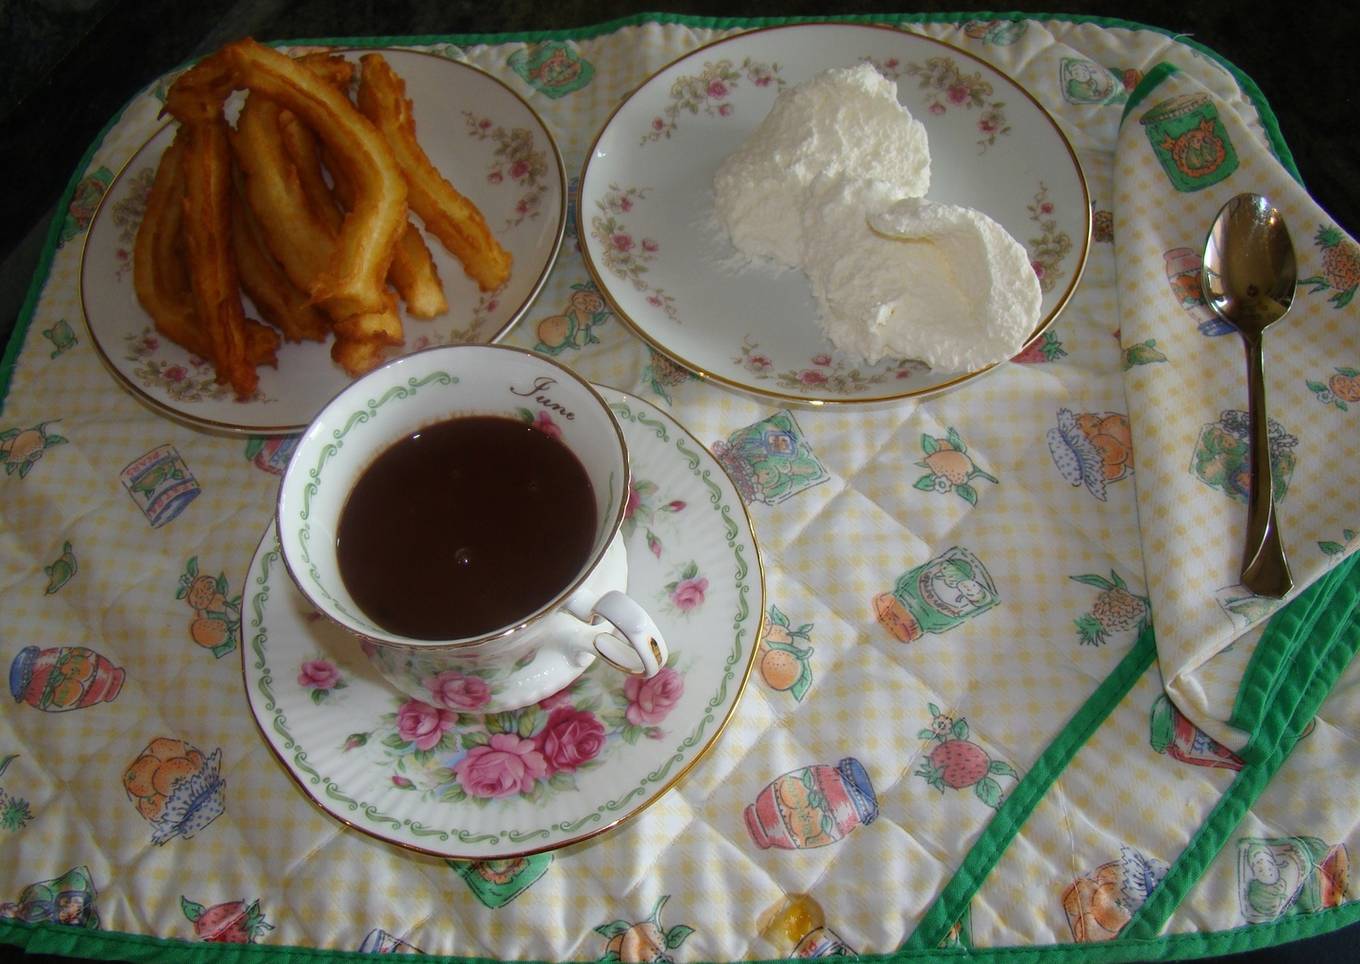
566;590;667;677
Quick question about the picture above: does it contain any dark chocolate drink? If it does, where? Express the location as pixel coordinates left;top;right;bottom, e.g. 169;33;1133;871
336;415;597;640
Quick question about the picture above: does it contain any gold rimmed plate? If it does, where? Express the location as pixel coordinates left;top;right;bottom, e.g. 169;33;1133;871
79;46;566;434
578;22;1090;406
239;386;763;858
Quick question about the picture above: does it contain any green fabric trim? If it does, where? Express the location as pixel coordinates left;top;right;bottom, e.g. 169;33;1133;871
904;627;1158;951
1230;557;1353;741
0;12;1342;964
8;897;1360;963
1120;61;1181;120
1123;553;1360;939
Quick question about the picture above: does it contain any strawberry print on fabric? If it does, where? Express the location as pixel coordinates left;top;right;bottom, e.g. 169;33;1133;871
915;706;1018;809
181;895;272;943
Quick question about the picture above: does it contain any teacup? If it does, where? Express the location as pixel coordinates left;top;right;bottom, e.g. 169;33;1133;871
276;344;667;713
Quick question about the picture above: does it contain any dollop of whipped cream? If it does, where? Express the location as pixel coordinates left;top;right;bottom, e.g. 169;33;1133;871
712;63;1042;372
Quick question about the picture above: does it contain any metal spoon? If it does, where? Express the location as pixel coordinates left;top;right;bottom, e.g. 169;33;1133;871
1201;193;1297;598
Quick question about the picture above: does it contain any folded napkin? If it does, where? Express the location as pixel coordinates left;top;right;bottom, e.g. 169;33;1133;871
1114;64;1360;752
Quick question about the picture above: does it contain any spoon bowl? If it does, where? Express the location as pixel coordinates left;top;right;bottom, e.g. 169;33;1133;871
1201;193;1298;598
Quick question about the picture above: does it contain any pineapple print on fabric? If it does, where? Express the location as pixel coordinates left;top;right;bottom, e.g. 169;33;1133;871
1301;225;1360;308
1071;571;1150;646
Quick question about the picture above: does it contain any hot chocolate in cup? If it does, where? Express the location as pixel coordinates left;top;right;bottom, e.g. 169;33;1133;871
276;344;667;714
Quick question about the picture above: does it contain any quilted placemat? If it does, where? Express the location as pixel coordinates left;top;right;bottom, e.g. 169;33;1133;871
2;12;1358;962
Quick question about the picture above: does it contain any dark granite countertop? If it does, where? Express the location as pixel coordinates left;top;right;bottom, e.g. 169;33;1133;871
2;3;1357;961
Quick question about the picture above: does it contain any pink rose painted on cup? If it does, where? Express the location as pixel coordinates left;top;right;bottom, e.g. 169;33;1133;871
534;706;607;775
624;666;684;726
454;733;548;798
297;660;341;690
396;700;457;751
665;560;709;613
424;670;491;710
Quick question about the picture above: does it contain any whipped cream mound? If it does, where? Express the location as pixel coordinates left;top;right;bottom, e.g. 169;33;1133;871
713;63;931;267
816;196;1045;371
713;63;1044;373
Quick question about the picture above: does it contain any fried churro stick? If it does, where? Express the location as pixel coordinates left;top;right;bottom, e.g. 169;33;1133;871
133;133;281;368
231;178;329;342
231;93;337;292
356;52;511;292
181;116;272;397
166;38;408;319
318;135;448;319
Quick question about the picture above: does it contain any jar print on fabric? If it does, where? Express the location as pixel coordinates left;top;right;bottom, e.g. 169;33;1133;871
713;410;829;506
874;547;998;643
120;443;200;527
10;645;124;711
760;893;855;959
1140;93;1238;192
745;758;877;850
1149;694;1244;770
448;853;553;908
1164;247;1235;335
1190;410;1298;504
1237;837;1349;924
0;866;100;928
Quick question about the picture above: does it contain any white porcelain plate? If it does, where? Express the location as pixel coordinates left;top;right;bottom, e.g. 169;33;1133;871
80;46;566;433
579;23;1090;405
240;387;763;858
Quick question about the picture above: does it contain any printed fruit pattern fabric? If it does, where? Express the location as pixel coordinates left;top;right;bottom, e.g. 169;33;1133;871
181;895;272;943
1302;225;1360;308
176;557;242;658
1071;571;1150;646
122;737;225;843
757;604;813;700
915;705;1019;809
594;894;694;963
1047;409;1132;501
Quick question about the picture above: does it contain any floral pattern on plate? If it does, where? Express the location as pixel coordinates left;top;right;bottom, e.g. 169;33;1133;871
80;46;566;433
579;23;1089;405
241;387;762;857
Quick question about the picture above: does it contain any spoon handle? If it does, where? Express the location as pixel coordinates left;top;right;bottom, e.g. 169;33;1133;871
1240;332;1293;598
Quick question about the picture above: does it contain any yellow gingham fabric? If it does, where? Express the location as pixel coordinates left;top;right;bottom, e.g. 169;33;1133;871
2;15;1358;960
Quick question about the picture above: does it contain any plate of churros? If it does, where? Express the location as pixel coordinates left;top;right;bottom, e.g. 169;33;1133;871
80;41;567;433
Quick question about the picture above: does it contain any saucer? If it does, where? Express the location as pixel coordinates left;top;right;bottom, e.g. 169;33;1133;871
240;387;763;858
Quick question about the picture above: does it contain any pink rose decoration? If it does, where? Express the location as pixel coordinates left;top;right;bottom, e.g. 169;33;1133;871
165;366;187;383
797;369;828;386
424;670;491;710
947;84;969;104
624;666;684;726
510;159;530;179
534;707;606;775
811;353;833;367
642;238;659;253
396;700;457;751
718;103;733;117
929;102;946;116
297;659;341;690
747;353;772;371
624;483;642;520
707;80;728;99
532;410;562;439
612;232;634;252
488;170;504;184
454;733;548;798
670;575;708;611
